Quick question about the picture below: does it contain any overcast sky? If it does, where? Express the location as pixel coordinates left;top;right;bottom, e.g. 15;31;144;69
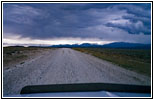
3;3;151;46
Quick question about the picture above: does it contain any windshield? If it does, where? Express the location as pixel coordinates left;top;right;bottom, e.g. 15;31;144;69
3;2;151;97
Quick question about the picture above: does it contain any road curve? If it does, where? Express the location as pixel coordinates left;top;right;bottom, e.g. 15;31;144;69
3;48;150;95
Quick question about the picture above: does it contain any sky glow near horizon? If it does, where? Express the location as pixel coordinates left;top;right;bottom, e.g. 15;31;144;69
3;35;115;47
3;3;151;46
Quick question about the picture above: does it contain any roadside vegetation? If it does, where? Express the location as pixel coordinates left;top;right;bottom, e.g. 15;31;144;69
3;46;53;67
73;48;151;76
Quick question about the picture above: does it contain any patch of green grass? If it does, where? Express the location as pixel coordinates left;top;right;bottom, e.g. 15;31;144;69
73;48;151;76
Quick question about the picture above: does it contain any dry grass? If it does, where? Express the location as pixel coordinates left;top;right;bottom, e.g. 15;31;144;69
3;46;53;67
73;48;151;76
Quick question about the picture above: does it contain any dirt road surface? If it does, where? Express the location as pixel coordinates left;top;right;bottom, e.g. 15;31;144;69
3;48;150;95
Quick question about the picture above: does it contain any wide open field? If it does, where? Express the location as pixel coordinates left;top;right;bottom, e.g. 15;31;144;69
3;48;150;95
73;48;151;76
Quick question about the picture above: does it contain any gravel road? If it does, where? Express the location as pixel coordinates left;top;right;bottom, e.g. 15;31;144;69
3;48;150;95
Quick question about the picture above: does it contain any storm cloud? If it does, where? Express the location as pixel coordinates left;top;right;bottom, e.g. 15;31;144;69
3;3;151;45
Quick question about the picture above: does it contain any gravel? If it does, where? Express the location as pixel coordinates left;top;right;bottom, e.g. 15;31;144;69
3;48;151;96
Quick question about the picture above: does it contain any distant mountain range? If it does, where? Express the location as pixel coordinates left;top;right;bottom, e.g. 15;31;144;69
102;42;151;49
50;42;151;49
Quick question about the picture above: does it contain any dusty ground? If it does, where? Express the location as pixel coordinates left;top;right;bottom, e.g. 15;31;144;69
3;47;51;68
3;48;151;96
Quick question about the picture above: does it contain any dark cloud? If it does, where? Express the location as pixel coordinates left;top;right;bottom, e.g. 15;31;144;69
117;4;151;17
105;3;151;35
3;3;151;44
122;15;151;35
